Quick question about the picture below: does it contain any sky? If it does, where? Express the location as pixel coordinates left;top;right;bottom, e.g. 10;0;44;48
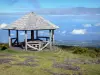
0;0;100;46
0;0;100;13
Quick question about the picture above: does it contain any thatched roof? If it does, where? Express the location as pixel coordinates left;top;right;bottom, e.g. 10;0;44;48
3;12;59;30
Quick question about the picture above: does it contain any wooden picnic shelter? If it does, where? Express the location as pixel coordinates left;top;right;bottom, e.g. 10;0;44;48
3;12;59;51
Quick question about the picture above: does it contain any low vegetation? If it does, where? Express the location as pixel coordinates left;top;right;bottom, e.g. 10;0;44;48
0;44;100;75
0;43;9;51
58;45;100;58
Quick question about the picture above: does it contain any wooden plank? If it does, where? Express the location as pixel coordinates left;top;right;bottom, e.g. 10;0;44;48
12;39;17;46
25;31;27;51
49;30;52;50
8;30;11;47
38;36;49;38
27;40;42;43
40;41;50;51
52;30;54;46
16;30;19;46
31;30;34;41
27;43;40;51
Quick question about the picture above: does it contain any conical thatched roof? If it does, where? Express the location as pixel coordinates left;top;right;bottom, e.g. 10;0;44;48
3;12;59;30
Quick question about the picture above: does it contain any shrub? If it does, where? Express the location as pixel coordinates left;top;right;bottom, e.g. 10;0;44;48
73;47;88;54
72;46;100;58
0;44;8;51
0;44;2;48
85;49;100;58
96;52;100;57
88;51;97;58
89;53;97;58
94;48;100;53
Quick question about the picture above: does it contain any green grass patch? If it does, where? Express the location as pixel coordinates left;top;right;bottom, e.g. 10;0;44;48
0;46;100;75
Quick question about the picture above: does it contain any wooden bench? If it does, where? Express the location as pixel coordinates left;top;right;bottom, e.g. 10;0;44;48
19;39;50;51
27;40;43;49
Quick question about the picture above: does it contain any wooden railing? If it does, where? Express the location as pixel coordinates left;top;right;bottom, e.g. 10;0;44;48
11;38;17;46
27;41;50;51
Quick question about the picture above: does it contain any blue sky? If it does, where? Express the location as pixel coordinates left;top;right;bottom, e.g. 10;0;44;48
39;0;100;8
0;0;100;45
0;0;100;12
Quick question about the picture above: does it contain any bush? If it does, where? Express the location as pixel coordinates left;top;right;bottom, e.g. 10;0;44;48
84;49;100;58
96;53;100;57
94;48;100;53
71;46;100;58
0;44;2;48
0;44;8;51
73;47;88;54
88;51;97;58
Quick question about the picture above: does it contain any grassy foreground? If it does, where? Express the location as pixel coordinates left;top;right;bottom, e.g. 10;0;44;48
0;47;100;75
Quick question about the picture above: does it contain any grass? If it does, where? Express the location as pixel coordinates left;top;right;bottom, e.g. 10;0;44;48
0;46;100;75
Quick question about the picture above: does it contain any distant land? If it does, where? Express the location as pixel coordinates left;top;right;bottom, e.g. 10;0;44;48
0;40;100;48
55;40;100;48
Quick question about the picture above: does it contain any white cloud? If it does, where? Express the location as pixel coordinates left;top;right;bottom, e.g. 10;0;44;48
0;23;7;29
61;30;66;36
62;30;66;34
95;23;100;26
71;29;87;35
83;24;92;27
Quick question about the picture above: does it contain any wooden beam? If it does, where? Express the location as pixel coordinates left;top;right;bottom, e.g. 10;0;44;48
52;30;54;46
25;31;27;51
36;30;38;39
41;41;50;50
8;30;11;48
31;30;34;41
16;30;19;46
49;30;52;50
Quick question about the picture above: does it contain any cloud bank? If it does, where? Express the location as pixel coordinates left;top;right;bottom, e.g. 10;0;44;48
71;29;87;35
83;24;92;27
0;23;7;29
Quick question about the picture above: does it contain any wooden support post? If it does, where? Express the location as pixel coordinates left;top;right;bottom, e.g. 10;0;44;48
8;30;11;48
16;30;19;46
52;30;54;46
49;30;52;50
25;31;27;51
36;30;38;39
31;30;34;41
